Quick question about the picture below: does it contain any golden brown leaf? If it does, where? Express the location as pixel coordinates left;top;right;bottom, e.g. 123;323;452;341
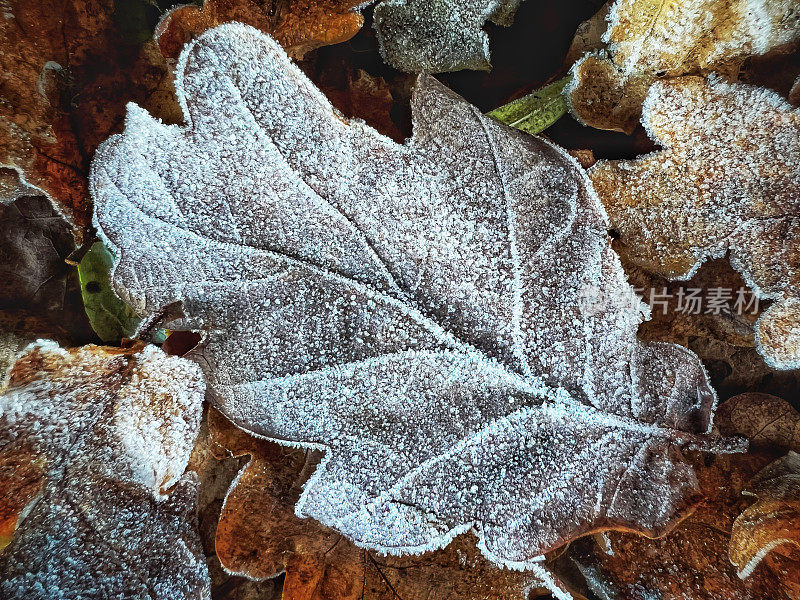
207;408;556;600
155;0;364;60
566;0;800;132
590;76;800;369
559;392;800;600
0;0;177;242
730;452;800;578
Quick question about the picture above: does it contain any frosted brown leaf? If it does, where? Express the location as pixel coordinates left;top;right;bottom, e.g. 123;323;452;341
0;341;209;599
590;76;800;370
566;0;800;132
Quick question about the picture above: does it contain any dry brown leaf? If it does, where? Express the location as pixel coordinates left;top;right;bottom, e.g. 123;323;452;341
730;452;800;578
207;408;556;600
590;76;800;370
0;196;93;345
0;340;209;598
566;0;800;132
0;0;178;242
155;0;364;60
559;392;800;600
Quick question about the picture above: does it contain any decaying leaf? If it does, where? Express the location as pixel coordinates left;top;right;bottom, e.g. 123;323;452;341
373;0;526;73
155;0;365;60
77;241;141;343
566;0;800;132
0;341;209;598
0;0;178;242
558;392;800;600
730;451;800;578
589;77;800;370
0;196;93;345
92;24;741;584
207;408;556;599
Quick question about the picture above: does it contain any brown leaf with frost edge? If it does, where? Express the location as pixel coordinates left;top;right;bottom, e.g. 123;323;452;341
730;452;800;579
560;392;800;600
589;76;800;370
0;341;209;599
566;0;800;132
0;0;179;243
91;23;742;594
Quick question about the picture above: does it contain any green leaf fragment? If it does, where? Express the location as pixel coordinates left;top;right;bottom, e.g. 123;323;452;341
486;76;571;135
77;241;141;343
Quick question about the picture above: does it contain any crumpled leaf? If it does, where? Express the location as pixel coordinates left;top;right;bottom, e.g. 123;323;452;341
373;0;525;73
730;451;800;578
559;392;800;600
589;77;800;370
0;0;178;242
0;196;93;345
206;407;558;599
0;340;209;598
77;241;141;343
566;0;800;132
91;23;740;579
487;76;571;135
155;0;365;60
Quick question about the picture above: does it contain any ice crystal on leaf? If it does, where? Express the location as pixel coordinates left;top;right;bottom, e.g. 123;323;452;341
0;341;208;599
91;23;741;580
590;77;800;370
566;0;800;132
373;0;524;73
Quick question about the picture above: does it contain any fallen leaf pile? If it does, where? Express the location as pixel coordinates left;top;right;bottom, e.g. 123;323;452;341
2;1;800;599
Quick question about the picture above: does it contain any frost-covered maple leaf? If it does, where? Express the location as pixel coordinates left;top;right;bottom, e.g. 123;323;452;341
590;77;800;370
91;23;740;588
0;341;209;599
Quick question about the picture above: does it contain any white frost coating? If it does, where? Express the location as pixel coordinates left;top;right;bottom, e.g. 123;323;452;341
0;341;209;600
603;0;800;75
591;77;800;370
91;23;735;583
373;0;521;72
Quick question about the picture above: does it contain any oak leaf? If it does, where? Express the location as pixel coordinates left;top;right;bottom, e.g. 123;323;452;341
589;77;800;370
559;392;800;600
0;341;209;599
566;0;800;132
91;23;739;581
372;0;526;73
205;408;559;600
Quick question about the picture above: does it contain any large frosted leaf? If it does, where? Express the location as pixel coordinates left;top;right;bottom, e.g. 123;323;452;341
91;23;739;578
0;341;208;599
